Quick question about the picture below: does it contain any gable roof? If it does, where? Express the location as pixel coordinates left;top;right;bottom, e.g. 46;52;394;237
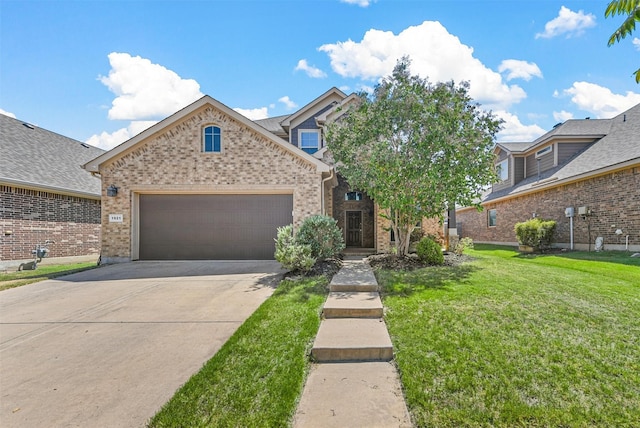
0;114;104;198
483;103;640;204
280;87;347;130
84;95;331;174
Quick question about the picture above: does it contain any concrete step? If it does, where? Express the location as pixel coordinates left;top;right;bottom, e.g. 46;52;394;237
293;362;411;428
311;318;393;362
329;261;379;292
323;292;383;319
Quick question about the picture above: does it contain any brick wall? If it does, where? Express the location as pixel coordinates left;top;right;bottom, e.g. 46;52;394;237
0;186;101;261
99;104;324;262
456;166;640;251
332;175;375;248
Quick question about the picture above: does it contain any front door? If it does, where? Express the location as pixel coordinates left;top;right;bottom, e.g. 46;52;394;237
346;211;363;247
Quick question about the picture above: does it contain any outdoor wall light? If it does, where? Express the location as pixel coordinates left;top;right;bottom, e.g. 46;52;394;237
106;185;119;197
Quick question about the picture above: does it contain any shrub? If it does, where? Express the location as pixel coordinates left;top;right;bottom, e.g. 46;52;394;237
274;225;316;273
296;215;345;260
514;218;557;249
454;237;474;256
416;236;444;265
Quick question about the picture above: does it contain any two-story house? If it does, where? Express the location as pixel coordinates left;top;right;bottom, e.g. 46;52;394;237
456;103;640;252
84;88;442;263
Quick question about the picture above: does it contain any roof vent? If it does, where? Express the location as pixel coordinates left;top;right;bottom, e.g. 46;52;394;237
585;117;590;120
80;142;90;148
23;123;35;129
553;122;562;128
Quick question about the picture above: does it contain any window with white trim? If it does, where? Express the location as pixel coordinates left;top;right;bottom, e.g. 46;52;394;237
345;191;363;201
203;125;221;152
496;159;509;181
298;130;320;154
535;145;552;158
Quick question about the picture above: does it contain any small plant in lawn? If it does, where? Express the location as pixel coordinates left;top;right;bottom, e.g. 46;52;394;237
295;215;345;260
274;225;316;273
514;218;556;251
454;237;474;256
416;236;444;265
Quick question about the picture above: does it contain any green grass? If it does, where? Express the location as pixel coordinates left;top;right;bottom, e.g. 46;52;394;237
0;262;99;291
378;244;640;427
148;276;328;428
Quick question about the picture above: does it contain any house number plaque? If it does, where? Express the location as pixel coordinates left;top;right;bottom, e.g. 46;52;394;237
109;214;124;223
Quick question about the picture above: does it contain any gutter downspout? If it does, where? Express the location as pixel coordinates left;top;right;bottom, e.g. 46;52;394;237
321;168;335;216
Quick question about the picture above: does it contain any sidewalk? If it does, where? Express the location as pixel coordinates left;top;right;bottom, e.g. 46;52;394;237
293;260;412;427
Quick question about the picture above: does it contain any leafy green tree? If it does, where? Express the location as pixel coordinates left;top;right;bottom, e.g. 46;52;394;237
326;57;502;256
605;0;640;82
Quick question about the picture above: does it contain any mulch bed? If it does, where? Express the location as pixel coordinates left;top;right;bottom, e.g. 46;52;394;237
366;252;473;270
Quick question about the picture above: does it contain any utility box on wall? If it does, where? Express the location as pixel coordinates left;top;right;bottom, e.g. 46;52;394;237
578;206;589;216
565;207;574;217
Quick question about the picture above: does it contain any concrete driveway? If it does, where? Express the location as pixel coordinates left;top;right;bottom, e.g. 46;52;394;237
0;261;285;428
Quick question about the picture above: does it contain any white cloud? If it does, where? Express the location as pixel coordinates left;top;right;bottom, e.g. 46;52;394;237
0;108;16;118
634;37;640;50
562;81;640;117
85;120;157;150
278;96;298;110
99;52;203;121
498;60;543;81
495;110;546;142
233;107;269;120
340;0;373;7
294;59;327;78
318;21;527;110
553;110;574;122
535;6;596;39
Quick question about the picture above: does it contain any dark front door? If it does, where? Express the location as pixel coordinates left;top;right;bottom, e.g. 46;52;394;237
346;211;362;247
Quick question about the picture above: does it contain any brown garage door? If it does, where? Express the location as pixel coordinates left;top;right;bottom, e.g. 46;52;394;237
139;194;293;260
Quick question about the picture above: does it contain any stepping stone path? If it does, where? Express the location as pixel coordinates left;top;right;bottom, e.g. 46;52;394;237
293;259;412;427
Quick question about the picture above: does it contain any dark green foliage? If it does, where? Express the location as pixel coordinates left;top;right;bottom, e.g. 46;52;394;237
295;215;345;260
416;236;444;265
514;218;557;249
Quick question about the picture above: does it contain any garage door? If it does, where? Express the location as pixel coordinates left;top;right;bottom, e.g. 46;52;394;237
139;194;293;260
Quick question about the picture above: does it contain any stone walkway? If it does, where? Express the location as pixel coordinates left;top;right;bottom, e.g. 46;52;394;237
293;260;412;427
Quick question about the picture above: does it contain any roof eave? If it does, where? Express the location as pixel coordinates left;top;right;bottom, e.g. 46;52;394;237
0;178;101;200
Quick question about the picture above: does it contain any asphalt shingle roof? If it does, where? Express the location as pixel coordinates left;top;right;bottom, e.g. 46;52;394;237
485;103;640;202
0;114;105;197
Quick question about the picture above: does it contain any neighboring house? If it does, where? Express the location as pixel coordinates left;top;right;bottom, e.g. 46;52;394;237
0;114;104;269
456;104;640;252
84;89;441;263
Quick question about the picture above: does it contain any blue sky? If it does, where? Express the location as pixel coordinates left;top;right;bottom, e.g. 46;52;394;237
1;0;639;150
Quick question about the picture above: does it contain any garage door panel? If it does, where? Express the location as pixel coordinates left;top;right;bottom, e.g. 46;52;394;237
139;194;293;260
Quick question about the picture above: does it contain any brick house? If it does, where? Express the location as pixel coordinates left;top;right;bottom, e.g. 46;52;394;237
84;89;441;263
456;104;640;252
0;114;104;269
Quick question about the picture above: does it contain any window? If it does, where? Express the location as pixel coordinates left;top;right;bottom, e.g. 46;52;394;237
203;126;221;152
345;191;363;201
488;209;497;227
496;159;509;182
299;130;320;154
535;145;552;158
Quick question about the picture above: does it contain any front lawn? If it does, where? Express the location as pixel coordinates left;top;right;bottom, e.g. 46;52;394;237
0;262;98;291
378;245;640;427
148;276;328;428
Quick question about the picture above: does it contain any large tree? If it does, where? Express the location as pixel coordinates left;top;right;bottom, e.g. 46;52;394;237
326;58;502;256
605;0;640;83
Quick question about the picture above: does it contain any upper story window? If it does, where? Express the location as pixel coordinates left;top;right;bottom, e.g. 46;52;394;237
535;145;552;158
203;125;221;153
345;191;363;201
299;130;320;154
496;159;509;182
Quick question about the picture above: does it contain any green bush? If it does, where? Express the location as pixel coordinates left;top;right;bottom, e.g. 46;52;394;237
454;237;474;256
416;236;444;265
514;218;557;249
295;215;345;260
274;225;316;273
